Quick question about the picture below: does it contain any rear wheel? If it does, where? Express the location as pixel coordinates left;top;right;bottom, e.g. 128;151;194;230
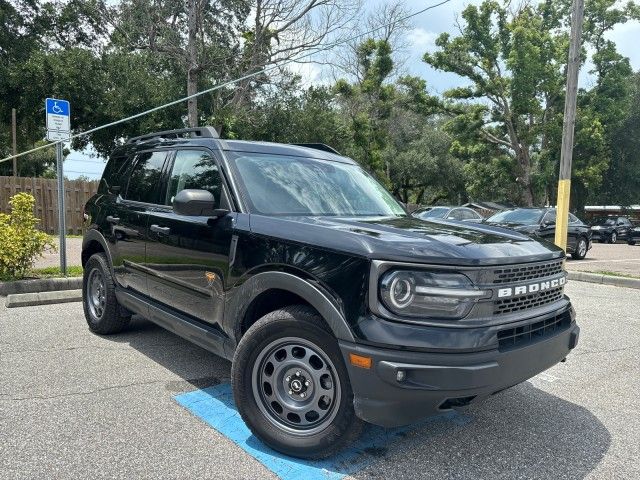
571;237;588;260
82;253;130;334
232;305;363;459
629;241;637;246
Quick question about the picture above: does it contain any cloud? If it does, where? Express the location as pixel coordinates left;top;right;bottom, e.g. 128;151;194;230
406;27;438;52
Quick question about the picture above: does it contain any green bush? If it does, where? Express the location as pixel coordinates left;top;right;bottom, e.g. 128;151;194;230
0;192;56;280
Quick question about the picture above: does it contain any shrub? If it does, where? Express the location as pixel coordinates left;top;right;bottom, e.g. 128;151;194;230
0;192;56;280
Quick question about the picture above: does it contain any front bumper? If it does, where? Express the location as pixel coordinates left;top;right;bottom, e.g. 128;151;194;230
340;308;579;427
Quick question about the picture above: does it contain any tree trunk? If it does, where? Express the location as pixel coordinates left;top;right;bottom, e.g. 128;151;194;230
186;0;198;127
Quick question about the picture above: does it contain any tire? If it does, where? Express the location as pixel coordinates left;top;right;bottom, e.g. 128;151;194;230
571;237;588;260
232;305;363;459
629;241;637;246
82;253;131;334
609;231;617;244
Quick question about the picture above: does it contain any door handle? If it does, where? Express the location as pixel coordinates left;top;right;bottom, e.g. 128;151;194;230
106;215;120;225
150;224;171;235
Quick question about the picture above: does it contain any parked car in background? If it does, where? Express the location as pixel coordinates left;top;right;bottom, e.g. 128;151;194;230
485;208;592;259
413;206;484;222
589;216;634;244
629;225;640;245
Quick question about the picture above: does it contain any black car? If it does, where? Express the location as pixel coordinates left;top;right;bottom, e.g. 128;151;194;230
589;216;634;243
484;208;592;260
82;127;579;459
629;224;640;245
412;206;484;222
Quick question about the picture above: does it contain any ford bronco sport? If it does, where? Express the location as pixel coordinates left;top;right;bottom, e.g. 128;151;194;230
82;127;579;459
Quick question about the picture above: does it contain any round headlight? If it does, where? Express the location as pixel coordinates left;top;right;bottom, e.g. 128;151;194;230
389;275;414;309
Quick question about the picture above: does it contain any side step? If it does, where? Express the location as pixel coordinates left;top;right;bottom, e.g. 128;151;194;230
115;289;230;360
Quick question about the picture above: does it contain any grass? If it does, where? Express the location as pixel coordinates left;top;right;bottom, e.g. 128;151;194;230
594;270;640;280
0;265;83;282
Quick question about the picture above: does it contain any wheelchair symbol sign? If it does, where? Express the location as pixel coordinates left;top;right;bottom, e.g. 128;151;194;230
45;98;70;134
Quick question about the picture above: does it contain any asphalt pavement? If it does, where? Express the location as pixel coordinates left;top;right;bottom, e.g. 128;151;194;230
1;282;639;479
565;242;640;277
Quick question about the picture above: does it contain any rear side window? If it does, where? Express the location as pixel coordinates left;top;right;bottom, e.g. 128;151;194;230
99;155;129;194
165;150;222;206
125;151;167;203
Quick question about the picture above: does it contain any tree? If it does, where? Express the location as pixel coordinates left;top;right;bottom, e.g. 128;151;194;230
423;0;639;208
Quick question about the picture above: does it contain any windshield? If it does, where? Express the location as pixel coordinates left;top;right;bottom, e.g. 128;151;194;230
593;217;616;226
229;152;406;217
417;207;449;218
487;209;545;225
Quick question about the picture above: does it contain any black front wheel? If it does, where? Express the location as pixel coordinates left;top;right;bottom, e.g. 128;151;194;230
609;231;618;244
232;305;363;459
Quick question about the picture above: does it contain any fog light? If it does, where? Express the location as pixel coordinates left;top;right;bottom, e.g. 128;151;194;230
396;370;406;382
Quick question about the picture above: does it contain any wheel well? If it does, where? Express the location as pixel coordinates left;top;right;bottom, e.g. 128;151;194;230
239;289;317;337
81;240;105;267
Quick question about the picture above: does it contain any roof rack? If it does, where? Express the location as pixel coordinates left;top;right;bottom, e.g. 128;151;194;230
126;126;219;144
291;143;341;155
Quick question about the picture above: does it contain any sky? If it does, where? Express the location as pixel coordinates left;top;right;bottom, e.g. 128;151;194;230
62;0;640;180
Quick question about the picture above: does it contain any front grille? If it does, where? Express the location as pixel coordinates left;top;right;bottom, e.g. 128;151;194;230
494;286;564;314
493;260;563;284
497;311;571;350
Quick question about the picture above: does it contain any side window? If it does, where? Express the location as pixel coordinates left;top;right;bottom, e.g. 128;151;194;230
165;150;222;207
544;210;557;224
125;151;167;203
569;213;579;224
99;155;129;194
448;209;464;220
461;209;479;220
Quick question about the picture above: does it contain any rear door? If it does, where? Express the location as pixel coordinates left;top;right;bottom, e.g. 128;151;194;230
145;148;236;327
109;150;169;296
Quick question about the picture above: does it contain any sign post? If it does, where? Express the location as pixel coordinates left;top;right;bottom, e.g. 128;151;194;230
46;98;71;276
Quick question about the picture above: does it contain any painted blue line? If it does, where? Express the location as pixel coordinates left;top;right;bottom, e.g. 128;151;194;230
175;383;472;480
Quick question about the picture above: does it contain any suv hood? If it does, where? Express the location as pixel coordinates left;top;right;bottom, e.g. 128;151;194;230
249;215;564;266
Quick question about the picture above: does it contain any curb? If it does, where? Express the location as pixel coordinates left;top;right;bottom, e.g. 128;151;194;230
0;277;82;296
5;289;82;308
568;271;640;290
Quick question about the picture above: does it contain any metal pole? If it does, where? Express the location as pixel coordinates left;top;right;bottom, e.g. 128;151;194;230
555;0;584;251
12;108;17;176
56;142;67;276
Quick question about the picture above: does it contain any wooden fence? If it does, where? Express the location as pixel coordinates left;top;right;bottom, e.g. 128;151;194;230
0;176;99;234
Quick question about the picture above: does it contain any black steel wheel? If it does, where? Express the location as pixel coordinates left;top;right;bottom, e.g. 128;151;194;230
232;305;363;459
82;253;130;334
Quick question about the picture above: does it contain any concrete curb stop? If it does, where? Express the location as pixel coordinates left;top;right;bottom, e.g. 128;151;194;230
5;289;82;308
0;277;82;296
568;271;640;290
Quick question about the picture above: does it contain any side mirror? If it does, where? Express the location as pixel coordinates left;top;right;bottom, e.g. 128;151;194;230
543;220;555;227
173;189;219;216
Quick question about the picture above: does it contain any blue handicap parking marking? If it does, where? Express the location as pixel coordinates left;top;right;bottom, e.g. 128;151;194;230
174;383;472;480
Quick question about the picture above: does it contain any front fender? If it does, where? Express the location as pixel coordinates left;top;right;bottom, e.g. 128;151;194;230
224;271;355;355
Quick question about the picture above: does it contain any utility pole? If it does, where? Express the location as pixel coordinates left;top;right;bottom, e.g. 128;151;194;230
555;0;584;250
11;108;17;176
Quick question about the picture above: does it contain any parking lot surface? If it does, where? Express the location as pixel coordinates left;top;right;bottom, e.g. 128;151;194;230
565;243;640;277
1;281;639;479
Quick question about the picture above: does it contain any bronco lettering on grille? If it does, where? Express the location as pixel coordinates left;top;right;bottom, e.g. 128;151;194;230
497;276;566;298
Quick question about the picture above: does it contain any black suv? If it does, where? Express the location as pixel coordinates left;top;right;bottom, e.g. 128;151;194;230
82;127;579;459
590;216;634;243
485;208;592;260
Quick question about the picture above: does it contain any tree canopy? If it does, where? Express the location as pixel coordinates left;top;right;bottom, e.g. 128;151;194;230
1;0;640;211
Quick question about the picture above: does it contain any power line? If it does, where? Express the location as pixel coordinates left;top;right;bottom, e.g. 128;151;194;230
1;0;452;165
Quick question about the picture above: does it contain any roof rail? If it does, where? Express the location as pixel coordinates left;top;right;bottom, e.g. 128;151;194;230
126;126;219;144
291;143;341;155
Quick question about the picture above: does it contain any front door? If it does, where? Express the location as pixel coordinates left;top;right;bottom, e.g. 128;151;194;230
145;149;235;327
108;150;169;296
